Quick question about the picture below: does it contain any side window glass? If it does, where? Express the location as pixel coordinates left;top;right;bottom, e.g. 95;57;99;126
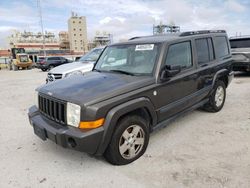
214;36;229;58
195;38;209;64
165;41;192;69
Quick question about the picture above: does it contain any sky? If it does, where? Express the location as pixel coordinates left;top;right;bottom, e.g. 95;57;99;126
0;0;250;48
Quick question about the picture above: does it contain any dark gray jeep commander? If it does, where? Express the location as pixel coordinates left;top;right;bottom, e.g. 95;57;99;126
28;30;233;165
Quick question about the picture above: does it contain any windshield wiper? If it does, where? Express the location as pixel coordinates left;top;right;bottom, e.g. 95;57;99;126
109;69;135;76
93;68;101;72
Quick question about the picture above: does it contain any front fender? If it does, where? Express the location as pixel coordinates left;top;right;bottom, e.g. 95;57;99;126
95;97;156;155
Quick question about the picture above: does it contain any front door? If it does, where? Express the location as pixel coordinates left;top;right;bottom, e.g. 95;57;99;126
155;41;199;122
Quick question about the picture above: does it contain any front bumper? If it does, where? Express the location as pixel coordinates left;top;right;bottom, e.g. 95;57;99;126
232;62;250;72
28;106;104;155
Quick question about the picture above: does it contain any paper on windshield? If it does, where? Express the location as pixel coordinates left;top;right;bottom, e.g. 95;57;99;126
135;44;154;51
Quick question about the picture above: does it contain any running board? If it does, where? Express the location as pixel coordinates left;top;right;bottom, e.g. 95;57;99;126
152;99;209;132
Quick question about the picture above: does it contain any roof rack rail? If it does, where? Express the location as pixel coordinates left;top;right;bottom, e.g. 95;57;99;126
180;30;226;37
129;36;141;40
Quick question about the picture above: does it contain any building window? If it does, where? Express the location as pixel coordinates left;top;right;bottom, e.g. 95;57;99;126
79;29;82;31
74;34;76;36
75;47;77;50
73;28;76;31
81;47;83;50
80;34;82;36
75;40;77;42
73;21;75;23
79;21;81;24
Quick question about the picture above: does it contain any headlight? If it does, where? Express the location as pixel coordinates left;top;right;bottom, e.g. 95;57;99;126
65;70;82;78
35;91;38;107
67;102;81;127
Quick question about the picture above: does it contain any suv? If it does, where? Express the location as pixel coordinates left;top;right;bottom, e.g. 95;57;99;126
37;56;72;71
28;30;233;165
46;47;104;83
230;36;250;72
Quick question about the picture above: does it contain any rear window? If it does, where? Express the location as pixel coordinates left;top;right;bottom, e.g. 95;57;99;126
214;36;230;58
230;38;250;48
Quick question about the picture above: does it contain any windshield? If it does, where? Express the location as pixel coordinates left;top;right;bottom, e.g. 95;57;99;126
94;44;160;75
20;55;29;62
78;48;103;62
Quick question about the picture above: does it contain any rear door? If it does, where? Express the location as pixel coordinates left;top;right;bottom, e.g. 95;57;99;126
195;37;215;93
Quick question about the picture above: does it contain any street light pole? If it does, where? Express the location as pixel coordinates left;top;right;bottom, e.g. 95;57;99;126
37;0;46;57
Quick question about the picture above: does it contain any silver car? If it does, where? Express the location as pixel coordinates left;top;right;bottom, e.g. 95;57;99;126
46;46;105;83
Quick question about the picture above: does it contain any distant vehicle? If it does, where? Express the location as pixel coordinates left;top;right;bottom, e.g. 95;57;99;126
36;56;72;71
8;48;33;71
46;46;105;83
230;36;250;72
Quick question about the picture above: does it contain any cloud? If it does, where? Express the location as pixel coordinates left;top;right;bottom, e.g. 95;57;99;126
225;0;246;12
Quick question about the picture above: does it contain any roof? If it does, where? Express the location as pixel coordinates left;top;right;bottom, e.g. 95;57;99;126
111;30;227;45
229;36;250;40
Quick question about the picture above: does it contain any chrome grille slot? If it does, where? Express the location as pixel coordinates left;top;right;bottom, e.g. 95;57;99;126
38;94;66;124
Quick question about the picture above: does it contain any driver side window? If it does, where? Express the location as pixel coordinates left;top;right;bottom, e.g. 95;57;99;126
165;41;192;69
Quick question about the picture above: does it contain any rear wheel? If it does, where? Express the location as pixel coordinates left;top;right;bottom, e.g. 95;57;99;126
203;80;226;112
104;115;149;165
41;68;47;72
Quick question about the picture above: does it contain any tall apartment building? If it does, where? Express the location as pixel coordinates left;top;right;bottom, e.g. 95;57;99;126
68;13;88;53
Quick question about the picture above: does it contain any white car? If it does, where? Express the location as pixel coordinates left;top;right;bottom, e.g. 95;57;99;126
46;46;105;83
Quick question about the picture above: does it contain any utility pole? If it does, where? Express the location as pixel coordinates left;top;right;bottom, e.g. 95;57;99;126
37;0;46;57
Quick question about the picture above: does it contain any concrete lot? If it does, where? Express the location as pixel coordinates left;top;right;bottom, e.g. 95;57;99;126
0;69;249;188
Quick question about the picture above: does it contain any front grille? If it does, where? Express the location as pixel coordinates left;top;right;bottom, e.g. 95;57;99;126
38;94;66;124
47;73;63;82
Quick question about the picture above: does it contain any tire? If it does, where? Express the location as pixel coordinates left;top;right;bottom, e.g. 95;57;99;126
48;65;54;71
12;64;18;71
203;80;226;112
104;115;149;165
41;68;47;72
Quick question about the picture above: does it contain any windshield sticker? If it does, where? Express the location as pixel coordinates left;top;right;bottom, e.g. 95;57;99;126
135;44;154;51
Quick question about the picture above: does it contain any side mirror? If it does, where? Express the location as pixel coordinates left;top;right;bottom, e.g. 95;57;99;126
160;65;181;81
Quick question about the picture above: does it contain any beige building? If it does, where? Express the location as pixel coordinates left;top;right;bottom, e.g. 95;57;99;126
68;13;88;53
59;31;70;49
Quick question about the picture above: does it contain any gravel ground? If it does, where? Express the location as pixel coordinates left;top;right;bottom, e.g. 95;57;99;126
0;69;250;188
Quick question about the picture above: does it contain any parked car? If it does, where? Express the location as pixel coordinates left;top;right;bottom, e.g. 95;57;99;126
46;46;105;83
36;56;72;71
230;36;250;72
28;30;233;165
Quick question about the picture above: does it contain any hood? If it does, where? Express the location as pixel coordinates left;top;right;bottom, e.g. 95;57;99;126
39;72;154;106
49;61;95;75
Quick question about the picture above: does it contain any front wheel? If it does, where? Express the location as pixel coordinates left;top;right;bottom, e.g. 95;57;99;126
203;80;226;112
104;115;149;165
12;64;18;71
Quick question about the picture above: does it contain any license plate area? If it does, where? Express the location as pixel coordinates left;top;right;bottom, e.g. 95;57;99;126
33;125;47;140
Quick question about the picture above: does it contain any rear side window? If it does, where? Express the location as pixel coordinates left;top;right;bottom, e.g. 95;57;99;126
214;36;229;58
165;41;192;69
48;57;60;60
230;38;250;48
195;38;214;64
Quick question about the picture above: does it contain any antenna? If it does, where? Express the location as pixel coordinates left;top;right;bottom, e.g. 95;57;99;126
37;0;46;57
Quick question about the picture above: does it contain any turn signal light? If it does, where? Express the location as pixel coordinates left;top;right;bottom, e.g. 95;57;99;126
79;118;105;129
